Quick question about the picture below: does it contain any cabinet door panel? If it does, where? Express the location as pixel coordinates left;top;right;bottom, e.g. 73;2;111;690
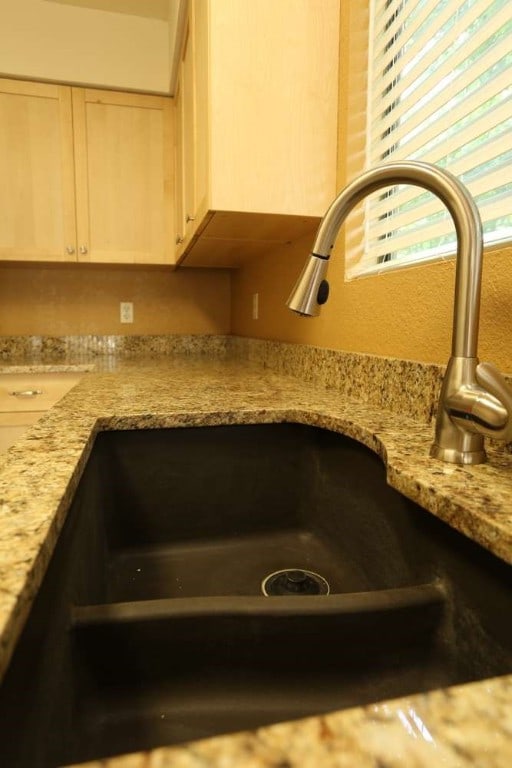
182;24;197;236
73;89;173;265
174;75;186;258
174;3;208;262
193;0;209;220
0;79;76;261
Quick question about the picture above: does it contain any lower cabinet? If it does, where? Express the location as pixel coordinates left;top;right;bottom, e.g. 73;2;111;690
0;371;85;453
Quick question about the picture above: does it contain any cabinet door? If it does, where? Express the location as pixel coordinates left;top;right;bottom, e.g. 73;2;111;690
174;2;209;261
181;21;197;240
174;74;186;259
0;79;77;262
192;0;209;222
72;88;174;265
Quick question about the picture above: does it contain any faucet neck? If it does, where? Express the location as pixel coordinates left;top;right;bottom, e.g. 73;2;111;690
313;161;483;358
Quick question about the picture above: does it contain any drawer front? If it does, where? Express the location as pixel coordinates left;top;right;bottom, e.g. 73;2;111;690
0;372;83;412
0;413;43;453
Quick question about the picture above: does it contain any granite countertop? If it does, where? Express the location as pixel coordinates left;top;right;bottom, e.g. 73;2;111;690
0;351;511;767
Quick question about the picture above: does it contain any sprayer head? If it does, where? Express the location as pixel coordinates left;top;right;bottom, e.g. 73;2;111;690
286;253;330;316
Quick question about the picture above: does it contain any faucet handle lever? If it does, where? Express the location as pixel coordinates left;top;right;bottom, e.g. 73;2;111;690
475;362;512;441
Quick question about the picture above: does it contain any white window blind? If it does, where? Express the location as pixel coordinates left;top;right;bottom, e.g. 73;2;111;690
348;0;512;279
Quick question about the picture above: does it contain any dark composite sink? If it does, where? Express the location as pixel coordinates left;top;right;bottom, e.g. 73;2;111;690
0;423;510;766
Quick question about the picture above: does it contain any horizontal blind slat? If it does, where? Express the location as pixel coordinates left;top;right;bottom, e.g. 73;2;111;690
372;0;438;70
370;60;510;158
373;2;481;115
369;126;512;220
372;11;511;144
373;0;498;118
369;166;511;239
352;0;512;279
370;84;511;168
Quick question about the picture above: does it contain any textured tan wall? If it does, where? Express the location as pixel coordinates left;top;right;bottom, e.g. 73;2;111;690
231;234;512;370
0;264;231;336
231;2;512;371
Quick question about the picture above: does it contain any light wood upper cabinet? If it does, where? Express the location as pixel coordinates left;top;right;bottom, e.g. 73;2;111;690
0;0;339;270
181;25;197;241
174;5;209;262
174;75;186;254
72;88;174;265
0;79;174;266
0;79;77;262
175;0;340;268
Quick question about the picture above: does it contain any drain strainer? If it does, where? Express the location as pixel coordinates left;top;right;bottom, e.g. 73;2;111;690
261;568;330;596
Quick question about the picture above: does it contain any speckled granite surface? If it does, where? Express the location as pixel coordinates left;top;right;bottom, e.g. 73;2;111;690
70;675;512;768
230;336;447;423
0;334;232;363
0;335;510;767
0;334;446;422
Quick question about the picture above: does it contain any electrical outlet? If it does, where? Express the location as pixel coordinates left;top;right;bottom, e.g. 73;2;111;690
252;293;259;320
120;302;134;323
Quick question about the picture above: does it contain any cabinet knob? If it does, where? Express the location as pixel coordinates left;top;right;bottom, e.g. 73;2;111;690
79;245;88;255
176;235;184;245
66;246;75;255
186;214;195;223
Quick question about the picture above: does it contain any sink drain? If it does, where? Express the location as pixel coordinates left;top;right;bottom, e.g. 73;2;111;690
261;569;330;596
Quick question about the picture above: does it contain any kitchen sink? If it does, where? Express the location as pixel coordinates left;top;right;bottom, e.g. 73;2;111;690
0;423;510;766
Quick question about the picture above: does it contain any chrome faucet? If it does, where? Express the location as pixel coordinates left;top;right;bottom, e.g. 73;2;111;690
287;161;512;464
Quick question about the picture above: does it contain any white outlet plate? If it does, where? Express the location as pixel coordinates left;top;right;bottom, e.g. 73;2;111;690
120;302;134;323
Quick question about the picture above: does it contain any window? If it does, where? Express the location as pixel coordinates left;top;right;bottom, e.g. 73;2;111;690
348;0;512;279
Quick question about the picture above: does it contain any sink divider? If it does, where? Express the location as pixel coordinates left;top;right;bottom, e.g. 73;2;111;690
72;580;446;627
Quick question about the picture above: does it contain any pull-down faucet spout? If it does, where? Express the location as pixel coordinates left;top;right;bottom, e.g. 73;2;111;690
287;161;512;464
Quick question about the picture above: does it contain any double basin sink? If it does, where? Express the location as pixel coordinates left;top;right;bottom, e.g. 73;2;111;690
0;422;510;765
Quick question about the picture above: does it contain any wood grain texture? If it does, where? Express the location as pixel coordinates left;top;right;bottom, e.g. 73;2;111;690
0;79;76;261
208;0;340;216
178;0;340;267
73;87;174;265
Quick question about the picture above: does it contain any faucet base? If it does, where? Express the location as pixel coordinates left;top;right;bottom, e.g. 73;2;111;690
429;443;486;465
431;356;489;464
